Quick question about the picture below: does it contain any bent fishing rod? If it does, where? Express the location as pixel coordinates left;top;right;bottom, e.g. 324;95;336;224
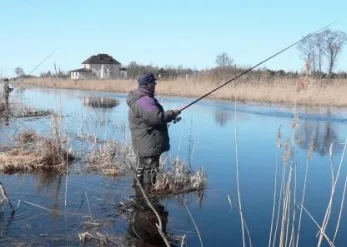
178;18;343;113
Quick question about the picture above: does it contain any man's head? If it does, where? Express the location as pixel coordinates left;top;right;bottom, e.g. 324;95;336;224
138;73;157;91
4;78;9;83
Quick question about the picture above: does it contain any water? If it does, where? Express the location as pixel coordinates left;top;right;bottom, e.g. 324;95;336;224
1;87;347;246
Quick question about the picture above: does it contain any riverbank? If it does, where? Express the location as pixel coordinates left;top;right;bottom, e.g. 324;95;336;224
17;77;347;107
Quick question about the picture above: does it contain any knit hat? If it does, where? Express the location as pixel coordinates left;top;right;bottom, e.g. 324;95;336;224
138;73;157;85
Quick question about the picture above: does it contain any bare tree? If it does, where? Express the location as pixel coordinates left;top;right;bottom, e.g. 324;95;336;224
315;32;326;76
215;52;233;68
126;61;159;79
321;29;347;75
40;70;52;78
297;35;317;74
14;67;25;78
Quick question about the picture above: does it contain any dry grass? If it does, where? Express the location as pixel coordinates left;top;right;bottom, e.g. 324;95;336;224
86;140;136;176
18;77;347;107
0;131;74;174
0;102;5;112
152;158;206;196
15;130;39;144
10;104;52;118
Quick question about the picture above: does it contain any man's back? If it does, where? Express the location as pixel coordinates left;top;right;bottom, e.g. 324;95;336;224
126;87;171;158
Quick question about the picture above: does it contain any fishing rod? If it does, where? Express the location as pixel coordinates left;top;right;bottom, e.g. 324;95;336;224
178;18;343;113
8;48;59;86
3;48;59;85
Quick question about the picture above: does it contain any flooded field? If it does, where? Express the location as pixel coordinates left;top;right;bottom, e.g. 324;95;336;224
0;86;347;246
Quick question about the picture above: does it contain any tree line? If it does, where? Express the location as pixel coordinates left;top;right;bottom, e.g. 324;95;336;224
12;28;347;81
296;28;347;78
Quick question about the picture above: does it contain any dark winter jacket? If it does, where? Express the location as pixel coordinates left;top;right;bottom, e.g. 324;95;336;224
126;87;176;157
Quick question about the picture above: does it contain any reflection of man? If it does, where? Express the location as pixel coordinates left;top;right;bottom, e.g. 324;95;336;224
127;180;170;247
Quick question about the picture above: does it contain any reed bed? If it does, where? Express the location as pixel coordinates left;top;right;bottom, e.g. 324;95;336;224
0;130;74;174
0;101;52;119
262;109;347;247
86;140;136;176
152;158;206;196
19;77;347;107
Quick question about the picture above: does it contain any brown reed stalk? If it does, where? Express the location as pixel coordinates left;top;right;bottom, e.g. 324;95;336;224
271;162;285;247
279;165;293;247
295;157;311;247
268;144;280;247
317;139;347;247
183;200;204;247
298;203;335;247
332;174;347;243
234;99;246;247
227;194;253;247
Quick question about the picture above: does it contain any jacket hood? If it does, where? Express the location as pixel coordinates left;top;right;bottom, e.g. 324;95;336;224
126;87;154;107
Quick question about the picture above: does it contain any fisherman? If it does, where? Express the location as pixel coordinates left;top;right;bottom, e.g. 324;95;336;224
3;78;13;107
126;72;181;188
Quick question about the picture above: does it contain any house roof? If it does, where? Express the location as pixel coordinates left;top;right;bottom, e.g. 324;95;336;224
70;68;93;73
82;54;121;65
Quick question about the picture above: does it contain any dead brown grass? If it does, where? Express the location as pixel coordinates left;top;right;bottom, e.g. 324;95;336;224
86;140;136;176
15;130;39;144
0;102;5;112
0;131;74;174
151;158;206;196
18;77;347;107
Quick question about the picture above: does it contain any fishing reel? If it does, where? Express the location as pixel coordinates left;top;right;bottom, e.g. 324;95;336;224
173;116;182;124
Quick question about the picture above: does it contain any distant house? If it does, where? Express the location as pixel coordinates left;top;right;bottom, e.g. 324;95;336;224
70;54;127;80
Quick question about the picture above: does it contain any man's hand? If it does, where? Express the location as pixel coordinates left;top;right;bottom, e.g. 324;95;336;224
172;109;181;118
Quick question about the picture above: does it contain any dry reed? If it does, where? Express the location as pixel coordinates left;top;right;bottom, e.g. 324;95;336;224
317;139;347;247
0;130;74;174
152;158;206;196
18;77;347;107
0;102;5;112
86;140;136;176
234;99;247;247
266;110;347;247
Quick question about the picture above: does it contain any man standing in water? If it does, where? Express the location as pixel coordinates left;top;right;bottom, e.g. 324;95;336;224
3;78;12;106
126;72;181;188
3;78;13;126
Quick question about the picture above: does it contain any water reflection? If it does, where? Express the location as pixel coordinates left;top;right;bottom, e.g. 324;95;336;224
82;96;119;109
0;210;14;238
214;110;231;127
125;181;172;247
295;111;343;156
33;173;63;219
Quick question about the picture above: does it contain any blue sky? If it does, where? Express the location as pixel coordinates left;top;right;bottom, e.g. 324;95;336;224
1;0;347;77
